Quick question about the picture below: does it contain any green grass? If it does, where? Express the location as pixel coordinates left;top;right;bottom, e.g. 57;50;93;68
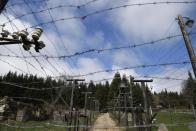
110;111;195;131
1;112;194;131
0;121;68;131
153;111;196;131
0;113;100;131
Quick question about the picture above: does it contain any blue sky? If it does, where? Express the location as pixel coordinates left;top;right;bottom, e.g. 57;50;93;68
0;0;196;92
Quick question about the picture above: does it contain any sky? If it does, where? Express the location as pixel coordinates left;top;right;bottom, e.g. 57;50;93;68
0;0;196;92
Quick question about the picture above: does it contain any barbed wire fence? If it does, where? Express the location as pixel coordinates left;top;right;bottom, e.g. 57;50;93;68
0;0;196;130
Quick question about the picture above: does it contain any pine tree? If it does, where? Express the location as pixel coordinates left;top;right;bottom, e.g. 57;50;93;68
132;83;143;106
108;72;121;102
182;72;196;106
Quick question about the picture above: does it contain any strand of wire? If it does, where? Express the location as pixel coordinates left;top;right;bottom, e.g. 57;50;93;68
155;83;181;92
0;81;64;91
22;0;51;76
142;20;179;76
9;96;50;105
143;19;195;77
91;76;186;84
5;61;179;83
4;0;100;22
10;0;57;77
1;32;195;59
2;6;64;110
0;122;193;129
3;1;196;28
5;0;100;10
146;67;188;86
3;11;31;74
41;54;62;75
10;99;37;108
152;65;190;86
153;57;193;87
148;26;190;77
28;51;52;76
151;44;191;85
8;6;67;75
43;0;80;76
5;0;49;9
55;60;191;78
0;58;28;74
1;12;45;74
2;97;53;110
44;32;195;59
0;49;45;75
16;0;69;108
23;0;77;77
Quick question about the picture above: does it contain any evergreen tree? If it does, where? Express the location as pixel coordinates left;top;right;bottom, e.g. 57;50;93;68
95;81;110;110
182;72;196;106
132;83;143;106
108;72;121;102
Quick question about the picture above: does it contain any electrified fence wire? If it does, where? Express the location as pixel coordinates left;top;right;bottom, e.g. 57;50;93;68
7;4;68;76
0;81;64;91
5;0;49;9
1;32;195;59
54;60;191;78
3;1;196;29
0;122;193;129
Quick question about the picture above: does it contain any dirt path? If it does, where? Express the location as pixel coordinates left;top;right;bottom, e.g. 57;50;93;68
92;113;120;131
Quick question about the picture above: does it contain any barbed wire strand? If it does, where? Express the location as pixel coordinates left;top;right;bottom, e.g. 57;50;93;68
0;122;193;129
3;10;31;74
142;20;178;76
21;0;57;77
0;81;64;91
5;0;49;9
1;11;46;75
7;7;68;76
9;96;50;105
20;1;74;109
54;61;191;78
43;0;80;76
1;32;195;59
3;1;196;28
0;58;28;74
5;0;100;10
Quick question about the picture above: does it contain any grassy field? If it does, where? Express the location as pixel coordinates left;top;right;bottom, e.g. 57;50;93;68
153;111;196;131
0;120;69;131
0;112;100;131
111;111;195;131
0;112;195;131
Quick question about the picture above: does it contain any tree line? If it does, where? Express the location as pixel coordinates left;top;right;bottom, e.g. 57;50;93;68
0;71;195;110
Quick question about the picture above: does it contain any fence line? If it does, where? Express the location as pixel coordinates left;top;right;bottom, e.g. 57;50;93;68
0;122;192;129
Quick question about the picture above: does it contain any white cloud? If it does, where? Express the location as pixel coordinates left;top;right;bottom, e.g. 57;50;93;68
151;66;190;93
108;0;195;41
72;57;111;81
112;50;142;67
